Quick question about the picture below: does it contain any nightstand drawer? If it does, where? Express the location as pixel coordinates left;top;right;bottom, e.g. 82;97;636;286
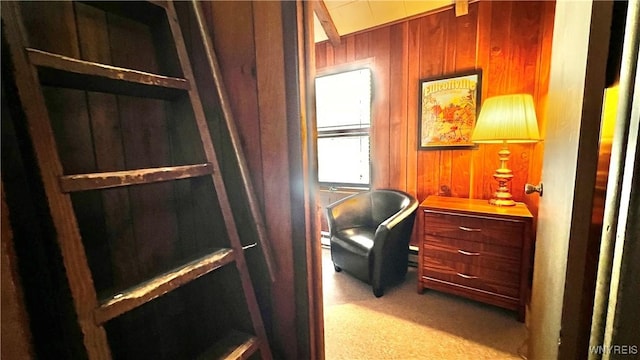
423;235;520;273
417;196;534;321
423;258;520;298
423;211;524;248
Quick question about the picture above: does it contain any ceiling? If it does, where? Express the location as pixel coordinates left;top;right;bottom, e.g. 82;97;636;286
314;0;454;43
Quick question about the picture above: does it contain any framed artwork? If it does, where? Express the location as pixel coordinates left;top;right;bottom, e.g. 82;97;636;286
418;70;482;149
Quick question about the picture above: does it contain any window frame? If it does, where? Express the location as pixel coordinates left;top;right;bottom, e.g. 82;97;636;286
315;60;374;189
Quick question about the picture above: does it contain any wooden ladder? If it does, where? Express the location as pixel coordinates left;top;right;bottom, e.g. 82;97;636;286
2;1;272;359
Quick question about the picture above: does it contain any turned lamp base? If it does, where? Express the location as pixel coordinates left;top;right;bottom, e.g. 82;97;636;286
489;146;516;207
489;197;516;207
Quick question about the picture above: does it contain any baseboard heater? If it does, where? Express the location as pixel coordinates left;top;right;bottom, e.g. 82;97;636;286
408;245;419;268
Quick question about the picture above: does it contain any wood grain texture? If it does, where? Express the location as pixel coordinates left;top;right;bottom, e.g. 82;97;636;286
388;23;409;191
3;2;112;357
6;1;278;358
315;1;554;216
205;1;308;357
370;26;391;189
405;20;421;198
418;195;533;321
1;183;35;360
27;48;189;91
95;248;235;325
312;0;341;47
206;1;265;202
108;10;178;283
252;2;297;359
59;164;212;192
75;2;142;289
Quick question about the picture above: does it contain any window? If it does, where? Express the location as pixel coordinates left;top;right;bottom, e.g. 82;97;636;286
315;68;372;187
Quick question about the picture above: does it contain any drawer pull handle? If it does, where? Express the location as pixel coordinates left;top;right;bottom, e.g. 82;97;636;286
459;226;481;232
457;272;478;279
457;249;480;256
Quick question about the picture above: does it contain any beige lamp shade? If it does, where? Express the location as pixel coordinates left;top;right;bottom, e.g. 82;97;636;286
471;94;540;143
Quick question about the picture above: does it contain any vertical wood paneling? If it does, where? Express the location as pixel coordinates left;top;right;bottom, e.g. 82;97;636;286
388;23;409;190
510;1;543;94
1;183;35;360
443;11;456;73
354;32;370;60
439;11;455;196
108;13;182;356
75;3;141;289
417;12;446;199
508;1;544;205
314;1;554;210
253;2;296;359
440;150;452;194
451;151;471;197
487;1;512;95
22;2;117;293
471;1;492;199
325;44;335;67
370;26;391;188
449;5;478;198
333;41;347;64
406;20;421;197
315;44;327;69
480;143;500;199
454;5;478;70
479;2;510;199
109;13;178;280
207;1;265;202
345;36;356;62
527;0;556;219
206;2;306;357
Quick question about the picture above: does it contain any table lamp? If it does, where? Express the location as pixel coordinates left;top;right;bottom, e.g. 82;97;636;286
471;94;541;206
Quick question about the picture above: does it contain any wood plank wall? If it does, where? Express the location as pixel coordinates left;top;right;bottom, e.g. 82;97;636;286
1;182;35;360
316;1;555;220
4;1;304;358
3;1;305;358
10;1;266;357
201;2;300;359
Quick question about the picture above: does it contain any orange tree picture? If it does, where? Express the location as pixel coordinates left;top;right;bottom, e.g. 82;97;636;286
419;70;482;149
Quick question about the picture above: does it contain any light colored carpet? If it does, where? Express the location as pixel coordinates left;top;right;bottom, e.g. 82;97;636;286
322;248;527;360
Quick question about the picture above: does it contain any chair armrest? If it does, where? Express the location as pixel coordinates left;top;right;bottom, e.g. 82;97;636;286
378;198;419;232
370;198;418;290
372;197;418;262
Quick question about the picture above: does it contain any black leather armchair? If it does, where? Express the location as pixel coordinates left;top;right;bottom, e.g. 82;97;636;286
326;189;418;297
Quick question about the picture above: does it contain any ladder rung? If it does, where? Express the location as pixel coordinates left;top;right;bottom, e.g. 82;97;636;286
27;48;190;99
196;331;260;360
94;248;235;325
59;163;212;193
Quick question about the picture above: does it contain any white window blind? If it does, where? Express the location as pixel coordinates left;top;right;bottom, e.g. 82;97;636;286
315;68;371;186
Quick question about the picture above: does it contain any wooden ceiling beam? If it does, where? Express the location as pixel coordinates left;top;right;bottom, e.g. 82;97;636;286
313;0;341;47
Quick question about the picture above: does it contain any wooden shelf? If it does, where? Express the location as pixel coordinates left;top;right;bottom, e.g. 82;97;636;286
59;163;212;192
28;48;189;99
197;330;260;360
94;248;235;325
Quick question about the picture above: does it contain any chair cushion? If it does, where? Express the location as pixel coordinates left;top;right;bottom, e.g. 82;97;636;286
334;227;375;255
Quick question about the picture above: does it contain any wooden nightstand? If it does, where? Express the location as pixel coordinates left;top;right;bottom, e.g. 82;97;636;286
417;196;533;322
